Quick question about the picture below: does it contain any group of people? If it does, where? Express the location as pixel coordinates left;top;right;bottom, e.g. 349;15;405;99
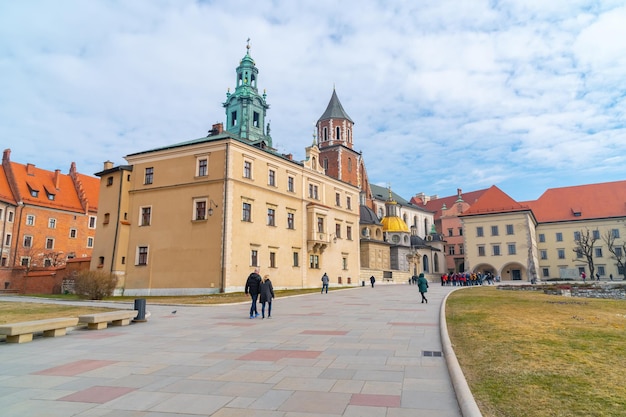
245;269;432;318
440;272;498;286
244;268;275;319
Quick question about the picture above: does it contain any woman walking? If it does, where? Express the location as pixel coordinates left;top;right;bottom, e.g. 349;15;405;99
260;275;275;319
417;273;429;304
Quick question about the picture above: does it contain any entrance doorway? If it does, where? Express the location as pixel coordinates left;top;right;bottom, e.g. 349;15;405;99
512;269;522;280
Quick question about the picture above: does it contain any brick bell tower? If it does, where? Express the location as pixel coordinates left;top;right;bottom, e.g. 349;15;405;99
316;88;362;189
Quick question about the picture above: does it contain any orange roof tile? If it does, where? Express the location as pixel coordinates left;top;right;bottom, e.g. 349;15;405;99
411;188;489;220
461;185;531;216
0;167;16;204
526;180;626;223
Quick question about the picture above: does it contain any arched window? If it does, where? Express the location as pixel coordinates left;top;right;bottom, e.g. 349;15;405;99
323;127;328;141
251;74;256;87
423;255;429;273
336;126;340;140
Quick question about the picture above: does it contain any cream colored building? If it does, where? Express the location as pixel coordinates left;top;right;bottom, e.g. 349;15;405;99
90;47;360;295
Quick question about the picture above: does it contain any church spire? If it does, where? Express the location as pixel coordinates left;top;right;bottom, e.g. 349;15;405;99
222;40;272;147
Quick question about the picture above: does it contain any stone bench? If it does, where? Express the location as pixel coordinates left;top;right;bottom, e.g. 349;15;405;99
78;310;138;330
0;317;79;344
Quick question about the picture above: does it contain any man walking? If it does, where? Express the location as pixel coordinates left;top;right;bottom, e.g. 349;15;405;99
321;272;329;294
245;268;262;318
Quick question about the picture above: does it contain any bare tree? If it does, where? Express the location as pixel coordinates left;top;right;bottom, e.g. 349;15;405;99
603;230;626;280
573;228;597;280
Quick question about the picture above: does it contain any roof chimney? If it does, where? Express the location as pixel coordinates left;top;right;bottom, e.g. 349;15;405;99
54;169;61;189
208;123;224;136
26;163;35;175
103;161;114;170
2;148;10;163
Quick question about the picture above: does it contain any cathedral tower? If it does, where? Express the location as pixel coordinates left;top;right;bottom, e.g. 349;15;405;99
223;40;273;148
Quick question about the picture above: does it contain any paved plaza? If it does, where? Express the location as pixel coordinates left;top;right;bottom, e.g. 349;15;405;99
0;283;467;417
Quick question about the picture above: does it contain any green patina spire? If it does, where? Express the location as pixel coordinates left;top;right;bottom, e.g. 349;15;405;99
223;39;273;147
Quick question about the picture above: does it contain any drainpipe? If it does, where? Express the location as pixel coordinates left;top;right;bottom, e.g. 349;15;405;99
220;142;229;293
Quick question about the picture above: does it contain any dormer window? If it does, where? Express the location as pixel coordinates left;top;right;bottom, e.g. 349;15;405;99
44;186;55;201
27;182;39;197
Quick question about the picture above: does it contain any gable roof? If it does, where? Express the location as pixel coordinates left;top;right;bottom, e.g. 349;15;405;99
411;188;489;220
527;180;626;223
461;185;531;216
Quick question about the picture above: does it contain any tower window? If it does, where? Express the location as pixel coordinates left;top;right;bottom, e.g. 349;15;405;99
253;112;259;128
323;127;328;141
336;126;340;140
231;111;237;126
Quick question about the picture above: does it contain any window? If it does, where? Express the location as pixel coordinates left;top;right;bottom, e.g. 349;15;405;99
107;176;114;186
268;169;275;186
140;207;151;226
242;203;252;222
253;111;259;127
508;244;516;255
309;184;319;199
251;250;258;266
103;213;110;224
269;251;276;268
346;196;351;210
336;126;340;140
231;111;237;126
244;161;252;179
539;233;545;243
267;208;276;226
48;218;56;229
195;200;207;220
575;248;583;258
144;167;154;184
293;251;299;267
23;235;32;247
3;233;10;246
197;158;208;177
448;228;453;237
287;176;294;192
335;193;341;207
556;232;563;242
476;227;484;237
558;249;565;259
611;229;620;238
21;257;30;267
335;223;341;239
317;217;324;233
448;246;455;255
492;245;501;256
540;250;548;260
598;265;605;276
459;244;464;255
98;256;104;267
46;190;55;200
287;212;295;229
592;230;600;240
309;254;319;269
346;226;352;240
87;237;94;248
574;231;581;241
491;225;499;236
343;257;348;270
595;247;603;257
506;224;514;235
137;246;148;265
615;247;623;257
69;228;77;238
542;268;550;277
478;246;486;256
89;216;96;228
459;228;463;236
26;215;35;226
46;238;54;249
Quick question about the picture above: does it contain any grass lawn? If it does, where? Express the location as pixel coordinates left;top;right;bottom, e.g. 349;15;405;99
446;286;626;417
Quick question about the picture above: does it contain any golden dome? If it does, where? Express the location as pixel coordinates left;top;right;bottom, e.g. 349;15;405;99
381;216;409;233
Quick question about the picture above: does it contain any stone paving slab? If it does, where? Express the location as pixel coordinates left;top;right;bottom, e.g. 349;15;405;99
0;283;464;416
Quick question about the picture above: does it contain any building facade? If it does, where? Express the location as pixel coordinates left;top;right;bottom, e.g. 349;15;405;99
0;149;99;292
91;47;360;295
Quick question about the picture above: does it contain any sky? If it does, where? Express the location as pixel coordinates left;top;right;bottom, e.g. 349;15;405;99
2;0;626;203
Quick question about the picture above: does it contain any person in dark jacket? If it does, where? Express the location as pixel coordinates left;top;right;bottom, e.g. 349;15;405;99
417;273;429;304
245;268;262;318
321;273;329;294
370;275;376;287
260;275;275;319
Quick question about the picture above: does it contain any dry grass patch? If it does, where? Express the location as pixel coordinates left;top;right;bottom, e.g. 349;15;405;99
0;302;115;324
447;286;626;417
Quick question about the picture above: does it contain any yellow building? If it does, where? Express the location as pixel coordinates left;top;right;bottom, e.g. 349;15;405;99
90;47;360;295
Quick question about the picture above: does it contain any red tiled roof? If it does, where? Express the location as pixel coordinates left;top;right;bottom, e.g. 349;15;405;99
411;188;489;220
0;167;16;204
526;180;626;223
7;161;99;213
461;185;531;216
